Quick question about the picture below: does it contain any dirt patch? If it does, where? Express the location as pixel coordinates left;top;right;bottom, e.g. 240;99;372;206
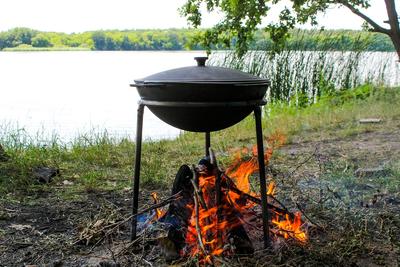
284;128;400;167
0;191;133;266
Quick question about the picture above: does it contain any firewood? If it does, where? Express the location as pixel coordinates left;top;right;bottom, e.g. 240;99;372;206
192;163;217;257
196;150;254;256
73;192;182;246
160;165;194;257
140;192;182;217
223;192;255;254
221;173;295;219
209;148;223;249
193;194;208;256
196;155;291;215
190;179;208;210
190;166;208;210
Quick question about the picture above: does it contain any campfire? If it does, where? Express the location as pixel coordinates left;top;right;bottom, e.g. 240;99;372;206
140;134;308;264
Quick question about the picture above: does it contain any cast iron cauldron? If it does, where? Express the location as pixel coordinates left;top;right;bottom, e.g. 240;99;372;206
130;57;269;132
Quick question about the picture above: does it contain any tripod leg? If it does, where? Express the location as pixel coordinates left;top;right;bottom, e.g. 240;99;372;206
131;104;144;241
254;106;270;248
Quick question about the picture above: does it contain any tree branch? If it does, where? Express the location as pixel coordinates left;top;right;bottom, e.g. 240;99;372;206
338;0;391;35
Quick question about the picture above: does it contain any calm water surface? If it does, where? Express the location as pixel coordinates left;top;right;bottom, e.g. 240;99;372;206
0;51;208;142
0;51;398;143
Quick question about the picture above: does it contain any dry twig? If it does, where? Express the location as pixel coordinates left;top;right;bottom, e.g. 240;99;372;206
74;192;182;246
190;178;208;210
222;173;294;217
193;194;207;256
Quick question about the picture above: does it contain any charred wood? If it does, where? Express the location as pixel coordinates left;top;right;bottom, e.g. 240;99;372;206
159;165;194;260
190;167;208;211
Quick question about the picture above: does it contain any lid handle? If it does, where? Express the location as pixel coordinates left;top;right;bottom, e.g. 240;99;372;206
194;57;208;67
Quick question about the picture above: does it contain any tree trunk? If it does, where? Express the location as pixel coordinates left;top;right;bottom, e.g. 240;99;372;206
384;0;400;61
390;34;400;62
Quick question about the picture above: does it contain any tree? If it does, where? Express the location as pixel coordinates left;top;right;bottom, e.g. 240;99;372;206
92;32;106;50
120;36;134;50
0;28;37;48
180;0;400;60
31;34;52;47
10;27;37;46
105;36;117;50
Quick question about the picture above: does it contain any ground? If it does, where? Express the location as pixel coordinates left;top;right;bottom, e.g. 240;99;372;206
0;86;399;266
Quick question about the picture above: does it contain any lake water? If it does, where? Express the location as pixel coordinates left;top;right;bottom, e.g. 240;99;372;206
0;51;398;143
0;51;209;142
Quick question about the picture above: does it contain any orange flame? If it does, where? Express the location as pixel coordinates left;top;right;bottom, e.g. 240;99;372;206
183;132;307;263
267;181;276;196
272;212;307;242
227;158;258;196
150;192;166;220
185;174;227;261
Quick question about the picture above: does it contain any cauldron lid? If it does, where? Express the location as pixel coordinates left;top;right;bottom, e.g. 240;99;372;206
133;57;269;85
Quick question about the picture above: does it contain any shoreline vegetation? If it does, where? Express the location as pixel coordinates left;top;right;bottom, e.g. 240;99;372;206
0;84;398;194
0;27;395;52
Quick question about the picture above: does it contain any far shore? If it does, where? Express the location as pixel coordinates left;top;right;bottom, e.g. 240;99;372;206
2;47;91;52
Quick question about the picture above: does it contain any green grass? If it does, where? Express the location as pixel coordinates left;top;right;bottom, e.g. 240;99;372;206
0;85;399;199
263;84;400;141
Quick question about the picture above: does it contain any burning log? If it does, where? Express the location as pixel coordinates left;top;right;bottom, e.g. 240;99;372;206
190;167;208;210
150;146;307;264
193;194;209;259
183;156;255;261
209;148;223;250
210;149;255;255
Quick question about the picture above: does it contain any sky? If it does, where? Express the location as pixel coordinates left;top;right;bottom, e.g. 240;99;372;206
0;0;390;33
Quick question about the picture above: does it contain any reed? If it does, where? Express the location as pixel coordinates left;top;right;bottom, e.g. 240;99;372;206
210;31;396;107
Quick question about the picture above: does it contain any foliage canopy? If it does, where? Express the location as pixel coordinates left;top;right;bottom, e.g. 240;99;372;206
180;0;400;58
